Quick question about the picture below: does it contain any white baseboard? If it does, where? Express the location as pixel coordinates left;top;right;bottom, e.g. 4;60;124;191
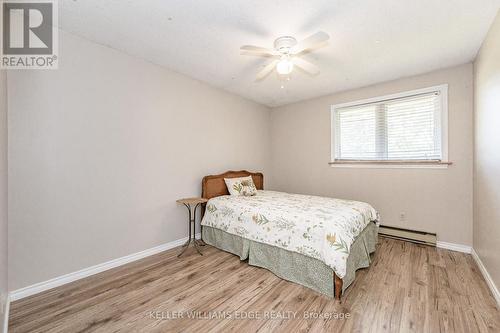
9;233;201;302
2;294;9;333
471;249;500;307
436;241;472;253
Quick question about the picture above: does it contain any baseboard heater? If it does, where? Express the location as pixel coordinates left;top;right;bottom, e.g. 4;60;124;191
379;225;437;246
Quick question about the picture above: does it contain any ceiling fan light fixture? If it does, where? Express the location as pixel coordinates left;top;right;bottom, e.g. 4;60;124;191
276;57;294;75
241;32;328;81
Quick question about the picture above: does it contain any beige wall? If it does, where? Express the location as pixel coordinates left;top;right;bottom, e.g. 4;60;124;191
0;70;8;332
8;31;271;291
270;64;474;246
474;11;500;290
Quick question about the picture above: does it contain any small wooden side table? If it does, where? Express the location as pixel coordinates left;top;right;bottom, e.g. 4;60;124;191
176;197;208;257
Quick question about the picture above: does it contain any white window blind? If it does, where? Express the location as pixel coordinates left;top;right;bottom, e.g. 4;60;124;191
332;87;446;162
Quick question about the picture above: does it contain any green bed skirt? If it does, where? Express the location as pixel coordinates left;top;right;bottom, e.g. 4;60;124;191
202;222;378;298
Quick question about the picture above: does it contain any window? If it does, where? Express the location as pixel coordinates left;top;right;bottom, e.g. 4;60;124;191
331;85;448;167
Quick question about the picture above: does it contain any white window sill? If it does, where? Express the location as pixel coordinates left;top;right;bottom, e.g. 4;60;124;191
329;161;452;169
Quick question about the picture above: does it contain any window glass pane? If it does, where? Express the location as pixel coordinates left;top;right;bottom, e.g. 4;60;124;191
338;106;376;160
386;94;440;160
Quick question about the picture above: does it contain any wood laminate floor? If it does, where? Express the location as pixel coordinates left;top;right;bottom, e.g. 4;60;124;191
9;237;500;333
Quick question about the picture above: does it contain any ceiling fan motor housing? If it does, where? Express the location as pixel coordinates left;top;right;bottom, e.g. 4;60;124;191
274;36;297;54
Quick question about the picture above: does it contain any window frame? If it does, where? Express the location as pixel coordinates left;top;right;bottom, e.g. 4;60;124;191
330;84;449;169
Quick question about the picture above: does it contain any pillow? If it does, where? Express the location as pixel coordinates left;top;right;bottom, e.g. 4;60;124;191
224;176;257;196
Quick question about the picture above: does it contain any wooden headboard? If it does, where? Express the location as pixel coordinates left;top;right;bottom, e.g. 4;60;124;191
202;170;264;200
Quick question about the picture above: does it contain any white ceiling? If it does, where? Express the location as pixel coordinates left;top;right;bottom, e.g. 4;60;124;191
60;0;500;107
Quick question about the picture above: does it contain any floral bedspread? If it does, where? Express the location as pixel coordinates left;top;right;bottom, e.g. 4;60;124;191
201;190;379;278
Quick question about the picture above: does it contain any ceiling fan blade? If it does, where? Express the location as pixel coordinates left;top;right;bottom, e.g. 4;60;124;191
240;51;278;58
292;57;320;75
256;59;278;81
240;45;277;56
291;31;329;54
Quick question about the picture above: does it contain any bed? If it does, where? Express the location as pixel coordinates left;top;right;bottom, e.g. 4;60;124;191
200;170;379;300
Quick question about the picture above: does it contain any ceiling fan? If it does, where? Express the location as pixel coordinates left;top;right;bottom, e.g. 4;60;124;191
240;32;329;81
